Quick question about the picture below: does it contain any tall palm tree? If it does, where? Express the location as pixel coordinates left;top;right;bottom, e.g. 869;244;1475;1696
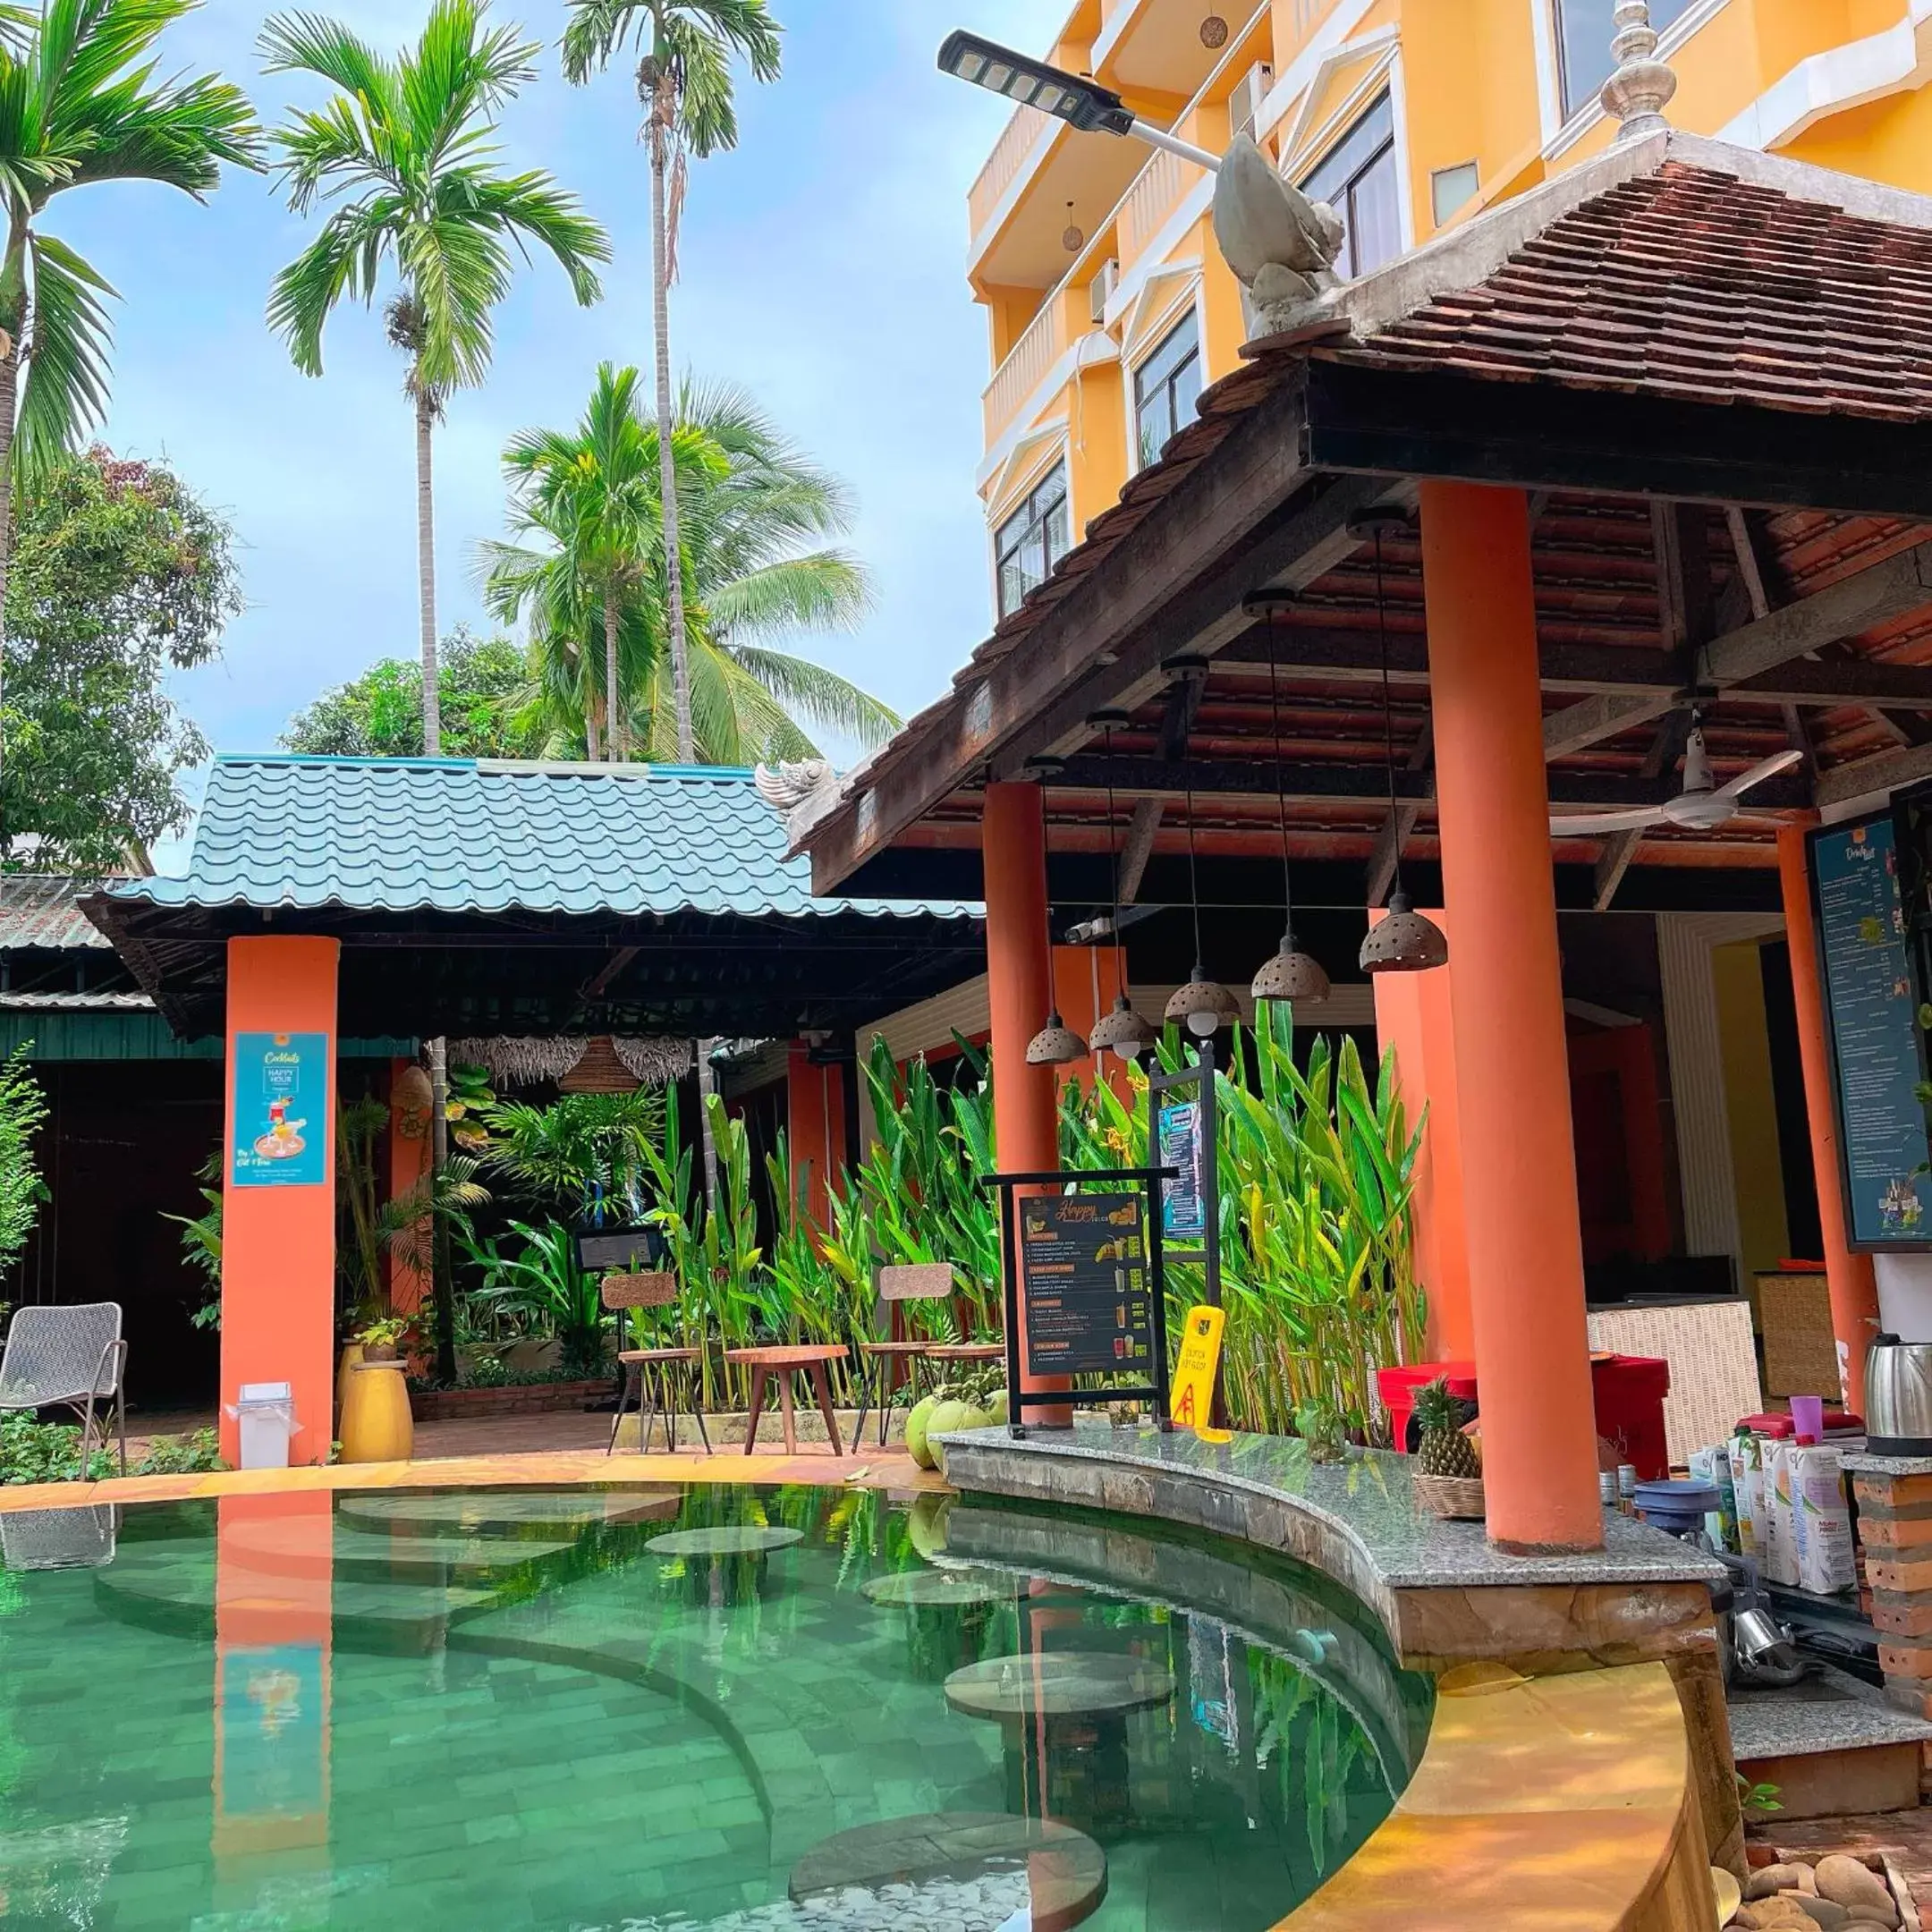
479;373;898;764
561;0;781;764
0;0;260;810
262;0;609;757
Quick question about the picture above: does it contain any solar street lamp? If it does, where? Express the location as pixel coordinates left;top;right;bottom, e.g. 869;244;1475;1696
938;30;1222;172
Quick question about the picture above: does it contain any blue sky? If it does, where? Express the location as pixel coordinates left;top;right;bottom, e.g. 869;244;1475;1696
55;0;1040;869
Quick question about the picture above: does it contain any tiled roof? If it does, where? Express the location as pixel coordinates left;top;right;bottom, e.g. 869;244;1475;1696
0;877;115;951
0;990;153;1009
1328;161;1932;422
106;758;979;924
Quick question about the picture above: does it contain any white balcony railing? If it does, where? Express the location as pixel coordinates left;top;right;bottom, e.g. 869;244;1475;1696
983;298;1065;445
1119;146;1208;267
968;103;1048;242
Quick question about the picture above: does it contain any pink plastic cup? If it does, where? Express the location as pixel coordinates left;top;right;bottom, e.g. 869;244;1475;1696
1790;1394;1826;1443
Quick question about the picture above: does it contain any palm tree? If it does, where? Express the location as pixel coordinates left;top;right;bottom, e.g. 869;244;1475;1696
480;373;898;763
0;0;260;809
561;0;781;763
262;0;609;757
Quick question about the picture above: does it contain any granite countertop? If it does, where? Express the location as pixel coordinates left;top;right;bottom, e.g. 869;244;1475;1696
1843;1451;1932;1476
934;1419;1727;1593
1727;1661;1932;1759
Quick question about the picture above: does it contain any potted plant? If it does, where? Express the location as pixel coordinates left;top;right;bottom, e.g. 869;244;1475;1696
354;1315;412;1363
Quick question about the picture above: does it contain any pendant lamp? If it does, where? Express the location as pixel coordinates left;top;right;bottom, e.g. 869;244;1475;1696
1084;711;1158;1061
1251;607;1330;1005
1354;517;1448;977
1163;773;1241;1036
1025;763;1088;1066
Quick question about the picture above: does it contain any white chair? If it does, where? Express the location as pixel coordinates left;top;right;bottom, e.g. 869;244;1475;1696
0;1302;128;1475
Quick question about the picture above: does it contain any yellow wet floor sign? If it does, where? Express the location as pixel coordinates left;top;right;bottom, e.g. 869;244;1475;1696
1170;1304;1225;1434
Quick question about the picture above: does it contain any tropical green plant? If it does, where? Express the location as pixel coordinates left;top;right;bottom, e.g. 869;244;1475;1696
165;1143;222;1330
481;1088;665;1220
336;1094;393;1321
481;372;895;762
0;0;260;765
131;1427;225;1476
0;1043;44;1286
262;0;609;756
380;1153;491;1288
561;0;783;760
0;1409;106;1484
467;1216;610;1375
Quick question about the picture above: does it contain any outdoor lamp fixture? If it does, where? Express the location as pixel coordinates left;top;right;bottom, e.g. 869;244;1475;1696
1251;608;1330;1005
1353;512;1449;976
937;31;1223;172
1024;758;1089;1068
1164;760;1241;1038
1084;709;1158;1061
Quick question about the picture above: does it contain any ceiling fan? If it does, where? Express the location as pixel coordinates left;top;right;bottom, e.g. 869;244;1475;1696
1548;712;1802;838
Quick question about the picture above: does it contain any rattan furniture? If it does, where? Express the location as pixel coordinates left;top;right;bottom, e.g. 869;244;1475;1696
603;1272;710;1455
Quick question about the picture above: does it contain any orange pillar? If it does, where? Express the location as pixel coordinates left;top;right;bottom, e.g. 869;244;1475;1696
1778;819;1882;1411
785;1043;846;1231
1369;906;1475;1361
984;783;1072;1422
221;936;339;1468
1422;480;1601;1552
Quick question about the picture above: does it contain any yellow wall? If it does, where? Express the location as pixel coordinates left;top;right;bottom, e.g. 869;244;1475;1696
1713;940;1792;1282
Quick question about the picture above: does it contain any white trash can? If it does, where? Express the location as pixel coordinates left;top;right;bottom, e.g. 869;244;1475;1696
233;1382;295;1470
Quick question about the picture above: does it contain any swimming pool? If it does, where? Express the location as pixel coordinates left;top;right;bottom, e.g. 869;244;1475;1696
0;1485;1430;1929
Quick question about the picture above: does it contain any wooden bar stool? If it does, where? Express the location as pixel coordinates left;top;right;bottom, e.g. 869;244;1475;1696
604;1271;711;1456
724;1344;849;1455
854;1263;1004;1448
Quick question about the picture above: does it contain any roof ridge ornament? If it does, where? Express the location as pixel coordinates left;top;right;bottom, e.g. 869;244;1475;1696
1212;132;1345;341
1601;0;1677;142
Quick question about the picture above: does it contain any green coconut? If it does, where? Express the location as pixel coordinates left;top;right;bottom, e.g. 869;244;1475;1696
905;1492;950;1561
927;1399;983;1475
903;1394;942;1470
982;1388;1010;1428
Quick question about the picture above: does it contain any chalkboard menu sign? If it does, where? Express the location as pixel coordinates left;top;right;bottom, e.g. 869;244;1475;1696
1811;813;1932;1249
1019;1194;1154;1377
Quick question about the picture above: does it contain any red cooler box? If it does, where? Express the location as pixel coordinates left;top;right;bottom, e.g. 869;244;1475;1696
1377;1354;1671;1479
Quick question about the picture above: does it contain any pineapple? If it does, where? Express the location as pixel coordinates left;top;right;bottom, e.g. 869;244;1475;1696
1413;1376;1479;1479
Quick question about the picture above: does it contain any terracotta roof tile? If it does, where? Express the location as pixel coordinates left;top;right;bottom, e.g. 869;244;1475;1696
1327;163;1932;420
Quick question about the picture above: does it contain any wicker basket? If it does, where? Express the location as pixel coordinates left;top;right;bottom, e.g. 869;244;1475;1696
1413;1473;1487;1521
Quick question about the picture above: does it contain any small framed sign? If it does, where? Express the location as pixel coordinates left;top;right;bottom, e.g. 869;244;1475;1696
231;1032;329;1189
572;1225;665;1273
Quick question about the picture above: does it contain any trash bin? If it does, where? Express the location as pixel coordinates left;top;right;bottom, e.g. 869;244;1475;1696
232;1382;295;1470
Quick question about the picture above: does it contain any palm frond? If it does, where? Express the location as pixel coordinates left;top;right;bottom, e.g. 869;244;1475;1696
726;643;899;748
14;229;112;475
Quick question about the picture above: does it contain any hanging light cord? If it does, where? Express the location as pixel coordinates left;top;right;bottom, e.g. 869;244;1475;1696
1185;777;1206;970
1267;609;1292;933
1375;528;1404;901
1103;721;1125;987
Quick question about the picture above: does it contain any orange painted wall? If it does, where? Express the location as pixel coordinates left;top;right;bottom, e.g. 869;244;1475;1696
1051;944;1128;1102
220;936;339;1468
1369;906;1474;1360
786;1046;848;1231
386;1058;430;1318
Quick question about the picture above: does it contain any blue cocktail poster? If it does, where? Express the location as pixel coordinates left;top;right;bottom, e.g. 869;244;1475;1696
231;1032;329;1188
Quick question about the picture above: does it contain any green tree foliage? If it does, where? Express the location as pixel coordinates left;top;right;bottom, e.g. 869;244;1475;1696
0;1042;45;1294
282;626;543;759
4;448;241;869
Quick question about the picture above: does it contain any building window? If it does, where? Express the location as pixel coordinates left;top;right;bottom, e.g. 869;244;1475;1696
995;462;1071;617
1299;93;1400;282
1132;313;1203;471
1556;0;1691;119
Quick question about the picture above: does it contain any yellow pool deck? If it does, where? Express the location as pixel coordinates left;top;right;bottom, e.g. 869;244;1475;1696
0;1446;948;1513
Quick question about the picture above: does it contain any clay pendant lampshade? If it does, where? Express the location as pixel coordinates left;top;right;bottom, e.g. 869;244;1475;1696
1089;993;1156;1060
1165;968;1241;1038
1360;887;1449;974
1252;932;1330;1002
1083;711;1157;1062
1026;765;1087;1067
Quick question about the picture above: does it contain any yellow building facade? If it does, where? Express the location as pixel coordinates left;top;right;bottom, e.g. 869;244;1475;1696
971;0;1932;614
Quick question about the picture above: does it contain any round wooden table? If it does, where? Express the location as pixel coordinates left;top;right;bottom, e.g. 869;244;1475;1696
724;1343;849;1455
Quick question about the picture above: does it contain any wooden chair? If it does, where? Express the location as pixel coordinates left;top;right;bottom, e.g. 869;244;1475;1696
603;1272;711;1456
853;1263;1004;1448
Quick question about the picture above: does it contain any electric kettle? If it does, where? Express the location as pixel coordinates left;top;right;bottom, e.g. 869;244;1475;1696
1866;1334;1932;1455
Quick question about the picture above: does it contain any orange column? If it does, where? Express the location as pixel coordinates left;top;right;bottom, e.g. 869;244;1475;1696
386;1058;430;1318
1050;944;1127;1101
1421;480;1601;1552
1778;819;1882;1411
785;1044;846;1231
984;783;1072;1422
1369;907;1475;1360
221;936;339;1468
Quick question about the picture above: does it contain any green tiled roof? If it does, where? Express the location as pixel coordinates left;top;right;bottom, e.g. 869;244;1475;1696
107;757;979;923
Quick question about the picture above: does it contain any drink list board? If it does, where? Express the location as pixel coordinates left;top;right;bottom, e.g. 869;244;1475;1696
1019;1193;1154;1377
1811;815;1932;1248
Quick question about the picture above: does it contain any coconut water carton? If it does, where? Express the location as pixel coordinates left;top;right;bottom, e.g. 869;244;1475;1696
1690;1445;1739;1552
1762;1438;1801;1588
1788;1444;1856;1596
1728;1431;1766;1563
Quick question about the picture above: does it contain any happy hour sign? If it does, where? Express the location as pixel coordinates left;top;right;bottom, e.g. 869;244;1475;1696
231;1032;329;1188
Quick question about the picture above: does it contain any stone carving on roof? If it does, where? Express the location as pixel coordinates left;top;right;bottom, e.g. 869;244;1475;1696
1212;133;1345;340
754;758;842;842
1603;0;1677;142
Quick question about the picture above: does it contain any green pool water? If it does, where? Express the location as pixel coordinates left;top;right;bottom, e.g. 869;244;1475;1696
0;1485;1430;1930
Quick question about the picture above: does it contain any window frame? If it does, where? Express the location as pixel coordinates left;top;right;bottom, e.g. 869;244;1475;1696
993;460;1072;618
1131;309;1204;474
1297;91;1401;284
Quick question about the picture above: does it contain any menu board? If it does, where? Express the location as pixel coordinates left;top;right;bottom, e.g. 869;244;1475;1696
1020;1194;1154;1377
1158;1100;1207;1243
1812;816;1931;1248
230;1032;329;1188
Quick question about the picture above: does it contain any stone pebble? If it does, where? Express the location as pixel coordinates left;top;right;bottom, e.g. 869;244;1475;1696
1813;1858;1901;1929
1750;1867;1819;1900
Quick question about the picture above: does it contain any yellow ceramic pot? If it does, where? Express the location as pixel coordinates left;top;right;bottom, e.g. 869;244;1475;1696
339;1360;413;1465
335;1342;366;1422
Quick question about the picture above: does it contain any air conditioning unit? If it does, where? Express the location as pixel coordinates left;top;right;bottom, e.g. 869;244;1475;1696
1231;61;1274;145
1089;257;1119;326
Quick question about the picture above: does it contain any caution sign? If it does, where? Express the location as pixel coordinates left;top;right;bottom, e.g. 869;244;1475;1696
1169;1303;1225;1433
